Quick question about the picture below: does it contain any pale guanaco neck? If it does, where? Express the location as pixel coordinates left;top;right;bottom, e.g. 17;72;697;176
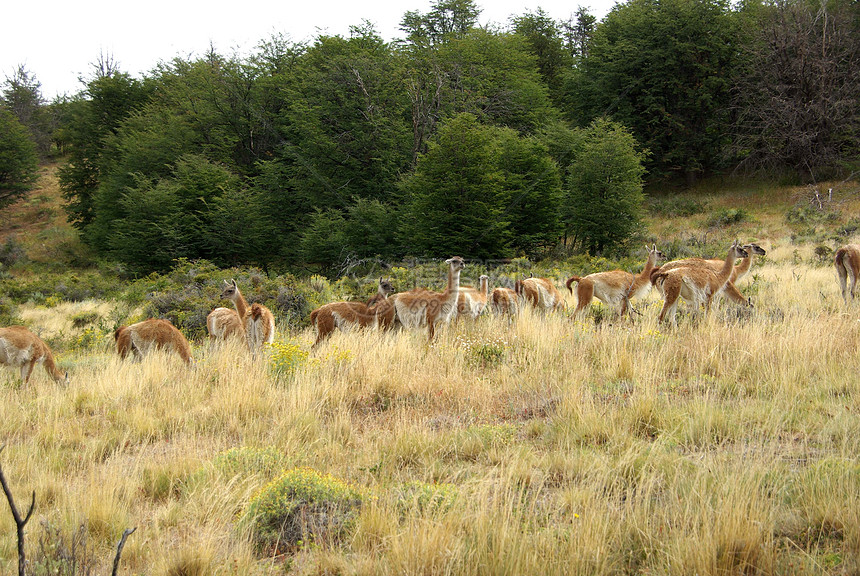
445;264;462;300
631;250;659;291
479;276;489;297
732;252;756;280
717;247;741;284
230;290;249;318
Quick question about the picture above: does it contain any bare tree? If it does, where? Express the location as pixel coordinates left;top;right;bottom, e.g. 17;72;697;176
731;0;860;176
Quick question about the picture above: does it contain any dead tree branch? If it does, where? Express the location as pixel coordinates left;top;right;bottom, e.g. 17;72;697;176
0;444;36;576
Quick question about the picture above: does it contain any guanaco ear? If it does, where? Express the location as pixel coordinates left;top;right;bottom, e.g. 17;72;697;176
232;279;238;288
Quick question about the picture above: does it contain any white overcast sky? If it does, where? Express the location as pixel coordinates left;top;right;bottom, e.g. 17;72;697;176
2;0;617;100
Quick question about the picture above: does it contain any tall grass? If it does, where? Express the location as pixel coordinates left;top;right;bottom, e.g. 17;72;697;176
1;242;859;574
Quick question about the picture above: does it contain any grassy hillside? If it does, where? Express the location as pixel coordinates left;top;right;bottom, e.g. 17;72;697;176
0;167;859;575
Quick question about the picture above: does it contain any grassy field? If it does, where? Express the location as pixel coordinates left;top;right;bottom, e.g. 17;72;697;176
0;168;859;575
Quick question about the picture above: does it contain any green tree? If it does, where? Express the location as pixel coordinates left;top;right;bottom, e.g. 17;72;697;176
511;9;573;106
104;154;257;272
494;129;563;254
2;66;53;156
58;70;153;238
258;26;412;262
0;109;39;210
400;0;481;44
568;0;741;182
403;28;558;160
566;118;646;253
400;113;562;259
561;7;597;61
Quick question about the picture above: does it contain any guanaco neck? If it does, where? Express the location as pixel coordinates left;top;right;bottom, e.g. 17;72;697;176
42;350;65;383
637;250;659;282
479;277;488;297
230;290;249;318
733;252;756;280
445;263;462;301
717;247;741;284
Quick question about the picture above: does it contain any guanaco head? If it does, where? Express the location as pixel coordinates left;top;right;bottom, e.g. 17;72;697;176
221;279;240;301
646;244;667;262
378;278;396;297
731;240;749;259
742;243;767;256
446;256;466;271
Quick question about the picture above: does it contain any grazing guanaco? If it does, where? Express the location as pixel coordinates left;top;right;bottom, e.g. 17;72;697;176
309;278;396;347
114;319;193;365
0;326;68;385
457;275;490;319
653;243;766;305
392;256;465;341
490;287;518;316
221;279;276;355
566;244;665;318
653;241;749;324
515;277;564;312
835;244;860;303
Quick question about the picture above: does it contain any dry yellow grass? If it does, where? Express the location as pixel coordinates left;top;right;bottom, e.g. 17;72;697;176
2;166;860;573
1;238;859;575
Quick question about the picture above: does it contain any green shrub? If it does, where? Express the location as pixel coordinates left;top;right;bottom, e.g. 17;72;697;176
213;446;285;479
0;297;19;326
0;236;27;268
73;326;112;351
70;311;100;329
454;335;509;368
244;468;366;553
706;208;749;228
394;480;459;515
269;340;309;376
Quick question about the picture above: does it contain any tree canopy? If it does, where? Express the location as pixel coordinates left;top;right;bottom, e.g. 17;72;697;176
11;0;855;273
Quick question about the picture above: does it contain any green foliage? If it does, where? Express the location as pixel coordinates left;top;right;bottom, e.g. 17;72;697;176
394;480;459;515
0;108;39;209
0;297;19;326
566;118;647;253
569;0;741;180
401;0;481;44
0;235;27;268
244;467;366;553
58;72;153;234
512;9;574;105
213;446;286;479
400;113;562;258
99;154;265;272
269;340;309;376
706;208;749;228
2;66;54;157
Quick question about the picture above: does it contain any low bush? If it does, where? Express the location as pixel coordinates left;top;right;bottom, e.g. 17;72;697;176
394;480;459;515
213;446;286;479
706;208;749;228
243;467;366;554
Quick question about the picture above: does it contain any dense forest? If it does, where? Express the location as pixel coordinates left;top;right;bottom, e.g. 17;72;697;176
1;0;858;274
